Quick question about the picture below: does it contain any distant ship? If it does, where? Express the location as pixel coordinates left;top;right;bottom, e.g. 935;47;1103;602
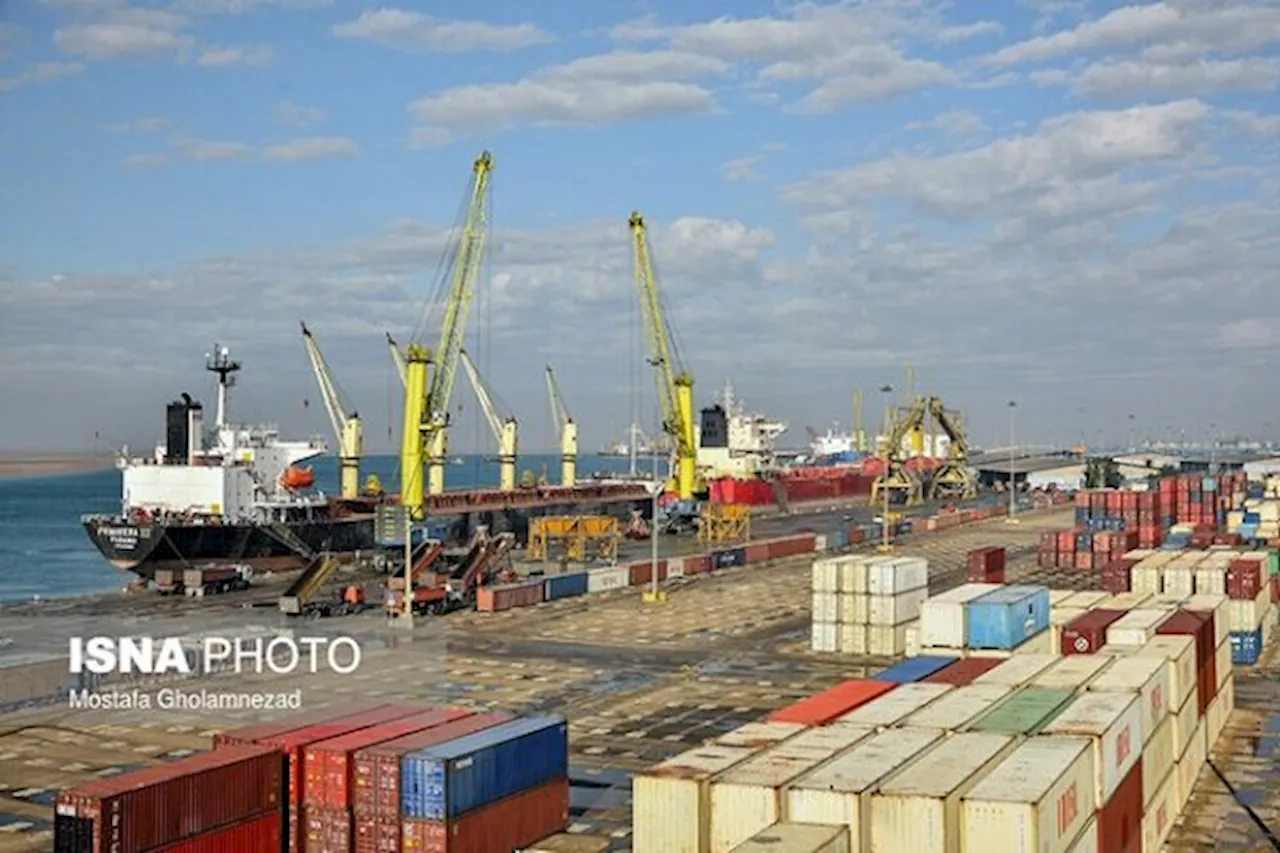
600;424;671;458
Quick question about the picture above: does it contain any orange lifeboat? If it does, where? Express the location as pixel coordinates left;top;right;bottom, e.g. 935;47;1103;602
280;465;315;490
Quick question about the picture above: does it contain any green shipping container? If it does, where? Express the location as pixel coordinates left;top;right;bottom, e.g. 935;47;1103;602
965;687;1075;735
1265;549;1279;577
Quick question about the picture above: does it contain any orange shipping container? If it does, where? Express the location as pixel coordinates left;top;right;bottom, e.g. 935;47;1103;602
475;581;543;613
768;679;897;727
628;560;668;586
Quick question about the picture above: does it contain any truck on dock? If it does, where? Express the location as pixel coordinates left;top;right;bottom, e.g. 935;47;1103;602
278;555;370;617
154;566;252;596
384;527;516;617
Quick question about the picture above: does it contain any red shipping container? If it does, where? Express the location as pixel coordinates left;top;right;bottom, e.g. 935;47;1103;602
304;804;350;853
683;553;712;574
352;712;514;819
1097;757;1141;853
56;744;283;853
1075;492;1091;508
1075;552;1094;571
744;542;770;563
1039;531;1058;549
1226;559;1264;600
215;702;387;749
475;580;543;613
354;815;400;853
153;810;283;853
1057;529;1078;551
768;680;897;726
401;777;569;853
628;559;668;586
1061;609;1126;656
1158;610;1214;715
766;534;816;559
848;526;866;545
304;707;473;810
922;656;1003;686
967;547;1006;584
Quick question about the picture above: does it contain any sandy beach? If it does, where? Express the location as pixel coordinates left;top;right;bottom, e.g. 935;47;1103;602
0;453;116;480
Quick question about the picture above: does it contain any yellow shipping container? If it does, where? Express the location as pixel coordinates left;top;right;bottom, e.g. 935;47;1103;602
1086;656;1170;743
1039;693;1142;806
632;744;758;853
972;654;1058;688
1141;716;1176;809
902;684;1013;733
1031;656;1115;692
727;823;850;853
1133;635;1196;709
837;683;954;729
1140;769;1177;852
1174;717;1207;812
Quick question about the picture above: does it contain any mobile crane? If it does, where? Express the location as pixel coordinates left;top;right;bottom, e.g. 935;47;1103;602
458;348;519;492
300;322;363;499
545;364;577;487
870;395;978;506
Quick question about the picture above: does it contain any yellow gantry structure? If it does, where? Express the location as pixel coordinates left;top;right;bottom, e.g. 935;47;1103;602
459;348;519;492
528;515;619;562
628;211;700;501
545;364;578;487
299;322;363;499
870;394;978;506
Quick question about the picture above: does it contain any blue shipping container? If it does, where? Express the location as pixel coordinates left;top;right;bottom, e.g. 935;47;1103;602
966;585;1051;650
544;572;589;601
1202;477;1218;492
400;715;569;820
830;528;850;549
1231;629;1262;665
874;655;959;684
714;547;746;569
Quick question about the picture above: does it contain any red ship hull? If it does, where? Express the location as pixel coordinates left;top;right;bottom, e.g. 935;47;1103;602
708;466;876;507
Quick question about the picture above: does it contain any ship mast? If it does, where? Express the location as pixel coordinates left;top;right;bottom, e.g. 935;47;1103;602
206;344;241;429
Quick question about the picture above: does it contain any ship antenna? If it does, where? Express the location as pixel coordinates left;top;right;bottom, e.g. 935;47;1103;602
206;344;242;428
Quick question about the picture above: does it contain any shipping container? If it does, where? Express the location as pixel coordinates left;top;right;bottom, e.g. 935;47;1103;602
1066;817;1099;853
1030;655;1115;692
1170;690;1199;760
1037;693;1142;806
632;744;757;853
769;680;897;727
303;707;472;810
968;627;1053;659
972;654;1059;688
1142;716;1176;809
1181;594;1230;648
812;621;839;653
813;591;840;623
1096;759;1141;853
585;565;629;593
1086;656;1170;744
965;687;1075;736
922;656;1003;687
873;655;960;684
868;623;913;656
726;823;850;853
960;736;1095;853
744;542;770;564
1098;592;1152;610
1061;610;1126;657
785;728;946;853
520;833;612;853
353;711;512;818
1231;628;1263;665
713;547;746;569
867;557;928;595
1227;588;1270;632
837;556;869;594
628;559;669;586
1205;677;1235;748
1226;559;1264;599
919;584;1001;649
901;684;1012;732
868;589;928;626
1140;770;1176;853
400;715;567;820
476;580;544;613
839;623;867;655
213;701;388;748
353;814;398;853
708;726;875;851
869;731;1018;853
400;776;569;853
55;744;282;853
304;803;349;853
1173;718;1207;811
544;572;589;601
1105;608;1171;648
150;810;282;853
714;721;806;749
967;547;1007;584
1060;591;1109;609
813;557;841;592
966;586;1051;651
1134;635;1197;709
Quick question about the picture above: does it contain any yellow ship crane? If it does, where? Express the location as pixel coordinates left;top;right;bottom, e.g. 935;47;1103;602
924;397;978;500
545;364;577;487
299;322;363;499
628;211;700;502
398;150;494;517
870;396;927;507
459;348;519;492
387;332;407;386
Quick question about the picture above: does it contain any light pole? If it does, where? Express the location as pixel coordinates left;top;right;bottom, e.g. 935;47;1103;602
643;427;666;603
1128;413;1136;451
1209;422;1217;473
1007;400;1017;522
878;384;894;553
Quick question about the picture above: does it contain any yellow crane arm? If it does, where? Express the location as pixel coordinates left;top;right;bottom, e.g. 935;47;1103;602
927;398;971;460
425;151;492;428
881;397;929;462
387;332;408;388
545;364;573;429
459;349;506;443
300;322;349;439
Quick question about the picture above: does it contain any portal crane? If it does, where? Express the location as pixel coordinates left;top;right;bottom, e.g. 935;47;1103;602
871;396;928;507
628;211;700;505
923;397;978;500
399;151;493;517
870;394;978;506
300;322;363;499
459;348;519;492
545;364;577;487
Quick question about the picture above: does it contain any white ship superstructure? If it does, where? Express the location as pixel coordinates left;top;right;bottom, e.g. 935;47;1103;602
697;381;788;478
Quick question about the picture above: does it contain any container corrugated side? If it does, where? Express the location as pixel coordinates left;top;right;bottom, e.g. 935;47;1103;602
587;566;629;593
971;654;1059;688
922;657;1003;687
1060;591;1109;609
1065;816;1099;853
784;728;945;853
1206;676;1235;748
965;586;1051;651
1085;656;1170;744
1141;716;1176;809
901;684;1012;732
1140;769;1176;853
868;588;929;626
1106;608;1172;647
867;623;912;656
836;683;953;728
959;736;1095;853
726;822;850;853
708;726;874;853
919;584;1001;649
868;732;1018;853
1031;656;1115;692
1173;717;1207;811
867;556;928;595
813;558;840;593
212;701;389;748
1214;635;1232;689
400;776;569;853
1133;635;1197;709
838;556;869;594
716;721;806;748
1183;593;1230;647
400;714;568;820
149;810;282;853
1170;691;1199;760
1049;608;1086;655
813;622;839;653
632;744;757;853
813;592;840;623
1040;692;1142;805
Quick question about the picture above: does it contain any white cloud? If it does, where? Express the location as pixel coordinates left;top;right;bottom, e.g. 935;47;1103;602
332;9;552;53
197;43;275;66
722;155;764;182
53;7;195;60
142;136;359;164
173;0;333;11
1226;110;1280;135
278;102;327;125
175;137;255;161
1076;56;1280;96
539;50;730;82
261;136;358;162
0;61;83;92
906;109;988;135
935;21;1005;44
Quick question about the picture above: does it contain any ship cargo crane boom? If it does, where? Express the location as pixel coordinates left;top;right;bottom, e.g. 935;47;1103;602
300;322;362;499
545;364;577;487
458;348;518;492
628;211;699;502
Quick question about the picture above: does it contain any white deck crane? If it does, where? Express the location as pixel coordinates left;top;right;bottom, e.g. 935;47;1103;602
545;364;577;487
300;322;362;499
459;348;519;492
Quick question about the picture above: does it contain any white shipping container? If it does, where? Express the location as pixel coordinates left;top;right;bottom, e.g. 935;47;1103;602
905;621;921;659
968;629;1053;659
1206;677;1235;750
587;565;629;593
1193;567;1226;596
840;557;870;594
812;622;839;653
836;683;954;728
785;728;946;853
814;592;840;623
1049;608;1086;655
1130;564;1162;595
867;624;911;657
901;684;1012;732
972;654;1059;688
840;623;868;655
1060;590;1109;609
1174;717;1207;811
1032;655;1115;691
1215;637;1231;689
1097;592;1152;610
1064;817;1098;853
716;721;806;749
1105;608;1171;648
815;535;829;551
1141;716;1176;809
919;584;1001;650
1183;594;1230;648
1162;566;1195;598
710;730;874;853
632;744;757;853
1171;692;1199;759
1134;635;1196;708
813;558;840;593
868;732;1018;853
1145;594;1187;610
1227;587;1270;632
960;736;1095;853
868;587;929;626
1040;692;1142;805
1140;769;1177;853
840;594;869;625
1086;656;1170;743
727;823;850;853
868;556;929;596
1049;589;1076;606
667;558;687;579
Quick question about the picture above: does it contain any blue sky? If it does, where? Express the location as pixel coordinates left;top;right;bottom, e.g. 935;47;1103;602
1;0;1279;454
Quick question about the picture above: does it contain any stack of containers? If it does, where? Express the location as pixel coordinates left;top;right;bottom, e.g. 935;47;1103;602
915;582;1001;656
966;547;1006;583
810;555;929;655
964;585;1052;656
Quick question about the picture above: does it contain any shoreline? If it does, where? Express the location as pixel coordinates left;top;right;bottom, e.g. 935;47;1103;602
0;455;116;481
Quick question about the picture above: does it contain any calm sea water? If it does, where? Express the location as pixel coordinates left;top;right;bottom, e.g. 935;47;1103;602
0;453;656;603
